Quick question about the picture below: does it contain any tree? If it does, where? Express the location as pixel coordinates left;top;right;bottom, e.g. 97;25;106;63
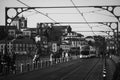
94;36;106;53
88;40;94;46
47;26;63;42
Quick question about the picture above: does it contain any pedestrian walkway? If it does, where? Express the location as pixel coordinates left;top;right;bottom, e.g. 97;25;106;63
106;58;116;80
111;55;120;64
0;55;79;79
111;55;120;80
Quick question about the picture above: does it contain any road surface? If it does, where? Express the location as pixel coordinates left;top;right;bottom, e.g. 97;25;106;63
1;57;114;80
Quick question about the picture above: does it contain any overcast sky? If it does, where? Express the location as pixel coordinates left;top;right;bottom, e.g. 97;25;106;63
0;0;120;36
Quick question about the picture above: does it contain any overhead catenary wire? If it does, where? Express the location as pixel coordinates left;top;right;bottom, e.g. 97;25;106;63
12;2;118;19
46;9;114;18
9;5;120;9
82;9;103;14
70;0;96;35
71;24;108;29
82;9;115;18
17;0;113;36
17;0;57;22
91;12;115;17
74;30;112;32
46;9;104;14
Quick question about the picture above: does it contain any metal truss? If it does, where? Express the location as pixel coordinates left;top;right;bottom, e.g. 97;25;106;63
5;5;120;26
5;5;120;54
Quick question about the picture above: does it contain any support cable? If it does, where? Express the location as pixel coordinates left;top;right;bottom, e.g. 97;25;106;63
17;0;57;22
46;9;114;18
46;9;103;14
91;12;115;17
70;0;97;35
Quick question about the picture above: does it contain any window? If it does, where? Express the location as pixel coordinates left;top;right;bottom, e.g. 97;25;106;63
23;44;25;47
16;44;18;47
7;45;9;48
26;32;29;35
23;47;25;51
26;44;28;47
1;45;3;48
19;44;22;47
30;44;32;47
19;47;21;51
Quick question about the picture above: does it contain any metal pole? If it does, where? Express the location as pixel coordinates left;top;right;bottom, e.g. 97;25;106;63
116;22;119;56
113;30;116;55
5;7;7;26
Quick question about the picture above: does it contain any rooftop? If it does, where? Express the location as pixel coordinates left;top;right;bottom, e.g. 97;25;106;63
12;38;36;44
7;26;17;30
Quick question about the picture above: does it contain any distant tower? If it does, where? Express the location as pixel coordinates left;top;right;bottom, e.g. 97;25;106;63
11;15;27;30
67;26;72;33
37;23;45;35
37;23;41;35
19;15;27;30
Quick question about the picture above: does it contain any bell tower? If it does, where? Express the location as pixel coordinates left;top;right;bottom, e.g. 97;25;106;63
19;15;27;30
11;15;27;30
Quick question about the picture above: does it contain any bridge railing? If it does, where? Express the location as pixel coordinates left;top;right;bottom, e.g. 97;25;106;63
0;55;79;76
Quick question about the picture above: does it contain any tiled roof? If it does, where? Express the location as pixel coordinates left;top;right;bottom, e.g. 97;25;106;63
52;25;70;29
7;26;17;30
0;40;11;44
0;40;6;44
65;38;80;41
12;38;36;44
27;28;37;31
16;30;23;34
61;42;70;45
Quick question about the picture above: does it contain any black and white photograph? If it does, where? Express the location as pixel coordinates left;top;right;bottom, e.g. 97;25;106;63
0;0;120;80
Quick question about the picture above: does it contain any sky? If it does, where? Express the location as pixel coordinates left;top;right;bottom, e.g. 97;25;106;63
0;0;120;36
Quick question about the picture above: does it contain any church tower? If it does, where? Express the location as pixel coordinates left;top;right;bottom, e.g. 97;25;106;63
11;15;27;30
19;15;27;30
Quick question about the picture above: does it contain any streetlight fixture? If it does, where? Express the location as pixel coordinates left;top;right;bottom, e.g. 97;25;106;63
109;22;119;55
111;23;117;30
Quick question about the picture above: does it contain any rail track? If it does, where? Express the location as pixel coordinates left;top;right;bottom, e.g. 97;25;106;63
60;58;102;80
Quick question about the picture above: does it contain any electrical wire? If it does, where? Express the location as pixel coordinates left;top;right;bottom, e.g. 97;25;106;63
17;0;57;22
83;9;103;14
10;5;120;8
91;12;115;17
17;0;113;36
74;31;112;32
82;8;115;17
70;0;96;35
46;9;114;19
46;9;104;14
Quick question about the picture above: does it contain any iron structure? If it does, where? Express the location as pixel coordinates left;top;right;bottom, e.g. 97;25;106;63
5;5;120;54
5;5;120;25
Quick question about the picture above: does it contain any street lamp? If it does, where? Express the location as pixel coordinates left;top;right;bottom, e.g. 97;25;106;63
110;23;119;55
111;23;117;29
109;32;114;36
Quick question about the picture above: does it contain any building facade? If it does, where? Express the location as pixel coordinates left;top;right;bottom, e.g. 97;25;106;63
0;40;13;54
60;42;70;52
12;38;36;55
22;30;31;37
61;31;84;48
7;26;17;37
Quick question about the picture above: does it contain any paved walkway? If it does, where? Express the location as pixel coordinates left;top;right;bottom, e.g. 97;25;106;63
0;58;102;80
111;55;120;63
106;58;116;80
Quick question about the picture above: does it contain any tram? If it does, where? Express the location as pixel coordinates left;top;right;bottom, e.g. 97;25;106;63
80;45;96;58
